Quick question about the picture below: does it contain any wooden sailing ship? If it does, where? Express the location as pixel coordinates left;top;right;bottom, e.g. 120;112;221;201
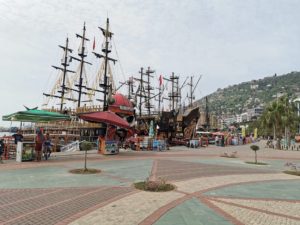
21;17;206;151
131;67;203;143
20;18;135;151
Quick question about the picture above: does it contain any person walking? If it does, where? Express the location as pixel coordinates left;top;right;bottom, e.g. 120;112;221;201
0;139;4;163
43;133;52;160
35;129;45;162
12;130;23;144
215;135;219;146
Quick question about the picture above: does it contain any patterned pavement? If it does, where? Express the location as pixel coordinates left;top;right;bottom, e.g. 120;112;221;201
0;142;300;225
1;187;134;225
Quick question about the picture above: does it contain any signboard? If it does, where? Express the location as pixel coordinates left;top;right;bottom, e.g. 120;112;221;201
16;142;22;162
16;142;34;162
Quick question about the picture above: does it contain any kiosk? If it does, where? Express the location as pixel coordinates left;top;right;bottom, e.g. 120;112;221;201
16;141;34;162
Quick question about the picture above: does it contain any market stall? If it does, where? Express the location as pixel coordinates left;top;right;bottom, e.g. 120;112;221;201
2;108;71;161
79;111;131;155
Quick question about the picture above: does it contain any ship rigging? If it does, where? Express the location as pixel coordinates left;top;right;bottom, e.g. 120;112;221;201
43;19;118;113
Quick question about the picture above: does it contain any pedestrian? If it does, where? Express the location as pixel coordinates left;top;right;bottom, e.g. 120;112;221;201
35;128;45;162
221;135;225;147
12;130;23;144
43;133;52;160
98;134;105;154
0;139;4;163
215;135;219;146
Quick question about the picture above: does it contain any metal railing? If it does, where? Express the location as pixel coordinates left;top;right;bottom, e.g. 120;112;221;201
60;140;80;152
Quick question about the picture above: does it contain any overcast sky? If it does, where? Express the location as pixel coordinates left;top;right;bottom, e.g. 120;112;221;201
1;0;300;127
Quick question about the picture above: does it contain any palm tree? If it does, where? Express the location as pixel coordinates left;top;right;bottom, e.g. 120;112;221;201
260;95;300;147
260;101;281;139
279;96;299;147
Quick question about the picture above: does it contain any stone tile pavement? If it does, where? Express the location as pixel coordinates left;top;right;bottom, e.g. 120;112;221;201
0;142;300;224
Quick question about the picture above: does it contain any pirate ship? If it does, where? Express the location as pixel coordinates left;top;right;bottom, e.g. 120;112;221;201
17;18;134;152
130;68;203;145
21;17;206;152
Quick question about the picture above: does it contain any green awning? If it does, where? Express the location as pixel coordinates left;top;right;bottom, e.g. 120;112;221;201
2;109;71;122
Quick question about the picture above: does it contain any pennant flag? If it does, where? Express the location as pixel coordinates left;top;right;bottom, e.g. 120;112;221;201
93;36;96;50
159;75;163;87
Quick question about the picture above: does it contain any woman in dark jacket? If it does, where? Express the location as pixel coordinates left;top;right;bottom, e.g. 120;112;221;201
35;129;45;162
0;139;4;163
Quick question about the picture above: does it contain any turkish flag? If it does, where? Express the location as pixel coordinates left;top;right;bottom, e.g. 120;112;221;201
159;75;163;86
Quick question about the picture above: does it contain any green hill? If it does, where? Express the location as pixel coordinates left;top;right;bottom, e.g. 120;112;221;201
195;71;300;114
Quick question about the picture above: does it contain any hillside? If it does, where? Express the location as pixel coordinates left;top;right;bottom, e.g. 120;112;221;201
195;72;300;115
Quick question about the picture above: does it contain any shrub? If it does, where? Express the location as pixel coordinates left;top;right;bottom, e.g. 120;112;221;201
134;177;175;192
80;141;93;151
250;145;259;151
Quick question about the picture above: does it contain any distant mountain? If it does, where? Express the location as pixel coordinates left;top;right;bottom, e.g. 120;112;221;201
195;71;300;115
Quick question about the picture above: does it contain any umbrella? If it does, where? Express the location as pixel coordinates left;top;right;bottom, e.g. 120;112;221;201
2;109;70;122
79;111;130;129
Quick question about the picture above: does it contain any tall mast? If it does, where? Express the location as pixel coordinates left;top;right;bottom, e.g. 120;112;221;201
94;18;116;111
60;38;71;111
179;77;188;113
77;23;86;107
170;72;179;111
117;76;134;100
103;18;110;111
189;76;193;107
127;76;134;100
187;75;202;108
145;67;155;116
157;77;162;115
134;66;156;117
164;72;179;111
43;37;76;112
71;22;92;108
138;67;144;117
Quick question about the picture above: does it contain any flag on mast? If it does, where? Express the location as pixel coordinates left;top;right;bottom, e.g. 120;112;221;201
159;75;163;87
93;36;96;50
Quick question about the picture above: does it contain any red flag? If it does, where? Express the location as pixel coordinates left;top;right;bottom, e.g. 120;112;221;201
159;75;163;86
93;37;96;50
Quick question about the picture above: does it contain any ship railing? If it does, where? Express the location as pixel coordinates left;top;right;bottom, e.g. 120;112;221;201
76;105;102;113
43;105;103;114
60;140;80;152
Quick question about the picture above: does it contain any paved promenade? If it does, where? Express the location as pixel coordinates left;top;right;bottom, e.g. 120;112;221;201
0;141;300;225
